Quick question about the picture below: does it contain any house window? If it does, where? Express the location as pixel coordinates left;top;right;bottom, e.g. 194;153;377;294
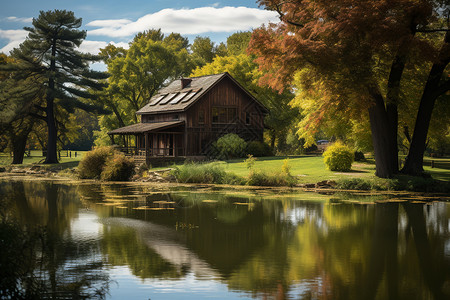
198;109;205;124
212;107;219;123
172;114;179;120
218;107;227;123
212;106;238;124
228;108;237;122
148;115;155;123
245;112;251;125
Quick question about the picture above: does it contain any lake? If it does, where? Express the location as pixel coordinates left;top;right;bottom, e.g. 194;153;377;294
0;177;449;299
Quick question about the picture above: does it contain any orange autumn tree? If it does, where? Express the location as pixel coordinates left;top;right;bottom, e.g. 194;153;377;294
249;0;450;178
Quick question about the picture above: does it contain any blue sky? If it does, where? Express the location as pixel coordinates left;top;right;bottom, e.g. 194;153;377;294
0;0;278;56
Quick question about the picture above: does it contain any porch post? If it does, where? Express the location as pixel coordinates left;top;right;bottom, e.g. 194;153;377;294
109;134;115;145
173;134;177;157
145;132;149;165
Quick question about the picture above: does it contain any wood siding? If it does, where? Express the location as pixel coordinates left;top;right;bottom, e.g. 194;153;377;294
184;76;265;156
138;75;265;157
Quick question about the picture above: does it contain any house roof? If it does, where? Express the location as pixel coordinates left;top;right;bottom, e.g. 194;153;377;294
136;72;268;115
108;121;184;135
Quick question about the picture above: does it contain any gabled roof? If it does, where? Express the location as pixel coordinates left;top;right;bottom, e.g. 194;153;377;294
136;72;268;115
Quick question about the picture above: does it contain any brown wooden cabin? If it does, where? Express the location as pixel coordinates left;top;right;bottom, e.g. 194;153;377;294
108;72;268;165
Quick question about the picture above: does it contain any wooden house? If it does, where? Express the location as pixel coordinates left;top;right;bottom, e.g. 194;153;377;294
108;72;268;164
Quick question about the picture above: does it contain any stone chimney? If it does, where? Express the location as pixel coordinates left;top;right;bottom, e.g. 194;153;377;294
181;78;192;89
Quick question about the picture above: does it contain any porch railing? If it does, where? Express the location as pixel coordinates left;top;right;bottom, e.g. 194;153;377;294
118;147;185;157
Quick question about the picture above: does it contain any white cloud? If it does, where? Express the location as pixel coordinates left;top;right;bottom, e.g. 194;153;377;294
0;29;28;54
87;19;132;28
5;16;33;23
86;6;278;37
79;40;129;55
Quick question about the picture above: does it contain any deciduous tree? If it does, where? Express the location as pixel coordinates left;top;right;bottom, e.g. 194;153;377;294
249;0;450;177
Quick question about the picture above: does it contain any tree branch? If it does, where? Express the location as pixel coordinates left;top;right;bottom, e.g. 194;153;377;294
29;112;47;122
273;2;304;28
34;104;46;112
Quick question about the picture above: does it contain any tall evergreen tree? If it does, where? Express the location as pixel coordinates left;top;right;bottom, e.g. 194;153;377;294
10;10;107;163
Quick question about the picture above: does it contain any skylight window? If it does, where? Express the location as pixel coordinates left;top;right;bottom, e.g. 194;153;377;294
149;94;167;106
181;88;202;103
159;93;178;105
170;91;190;104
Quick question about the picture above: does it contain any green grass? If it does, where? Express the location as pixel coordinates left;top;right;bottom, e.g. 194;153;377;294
0;150;86;170
166;155;450;191
220;155;376;184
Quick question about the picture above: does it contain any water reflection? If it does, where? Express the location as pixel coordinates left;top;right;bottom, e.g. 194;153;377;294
0;180;111;299
1;179;449;299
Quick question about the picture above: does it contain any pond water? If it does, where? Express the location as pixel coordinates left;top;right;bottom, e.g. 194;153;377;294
0;177;449;299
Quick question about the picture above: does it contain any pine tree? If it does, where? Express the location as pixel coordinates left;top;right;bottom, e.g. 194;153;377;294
10;10;107;163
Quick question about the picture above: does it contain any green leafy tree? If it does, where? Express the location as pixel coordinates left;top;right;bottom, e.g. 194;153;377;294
0;54;45;163
96;30;193;145
226;31;252;56
191;36;227;67
6;10;107;163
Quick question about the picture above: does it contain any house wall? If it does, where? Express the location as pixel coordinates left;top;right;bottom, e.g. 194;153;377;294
141;112;186;123
185;76;265;156
139;76;265;156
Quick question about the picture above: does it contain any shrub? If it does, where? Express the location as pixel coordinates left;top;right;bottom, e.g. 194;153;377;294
336;178;372;190
214;133;247;159
245;154;257;170
172;163;223;184
247;170;296;187
246;141;273;157
100;153;135;181
222;172;246;185
281;158;291;176
323;142;354;171
354;151;365;161
78;146;115;179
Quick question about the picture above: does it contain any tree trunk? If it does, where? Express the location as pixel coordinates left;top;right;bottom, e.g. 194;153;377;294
368;88;398;178
44;41;58;164
44;98;58;164
402;31;450;176
9;119;34;164
11;133;28;164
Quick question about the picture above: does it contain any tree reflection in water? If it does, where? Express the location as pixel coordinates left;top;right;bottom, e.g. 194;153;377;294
0;180;112;299
1;180;449;299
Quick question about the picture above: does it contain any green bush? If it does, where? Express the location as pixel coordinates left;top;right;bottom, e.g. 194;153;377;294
247;170;296;187
323;141;354;171
336;178;372;190
246;141;273;157
214;133;247;159
78;146;115;179
100;153;135;181
172;163;230;184
354;151;365;161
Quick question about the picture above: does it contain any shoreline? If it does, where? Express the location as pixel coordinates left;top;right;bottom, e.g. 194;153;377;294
1;172;449;202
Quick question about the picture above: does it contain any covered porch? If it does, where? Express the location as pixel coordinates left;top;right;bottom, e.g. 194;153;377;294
108;121;185;164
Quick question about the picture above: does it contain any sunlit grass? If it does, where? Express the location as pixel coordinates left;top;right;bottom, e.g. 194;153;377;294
0;150;86;168
221;155;376;184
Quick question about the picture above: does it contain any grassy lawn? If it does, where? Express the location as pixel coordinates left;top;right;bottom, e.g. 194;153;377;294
219;155;373;183
218;155;450;184
0;150;86;169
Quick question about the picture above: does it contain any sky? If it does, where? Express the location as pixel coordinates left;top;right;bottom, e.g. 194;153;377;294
0;0;278;57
